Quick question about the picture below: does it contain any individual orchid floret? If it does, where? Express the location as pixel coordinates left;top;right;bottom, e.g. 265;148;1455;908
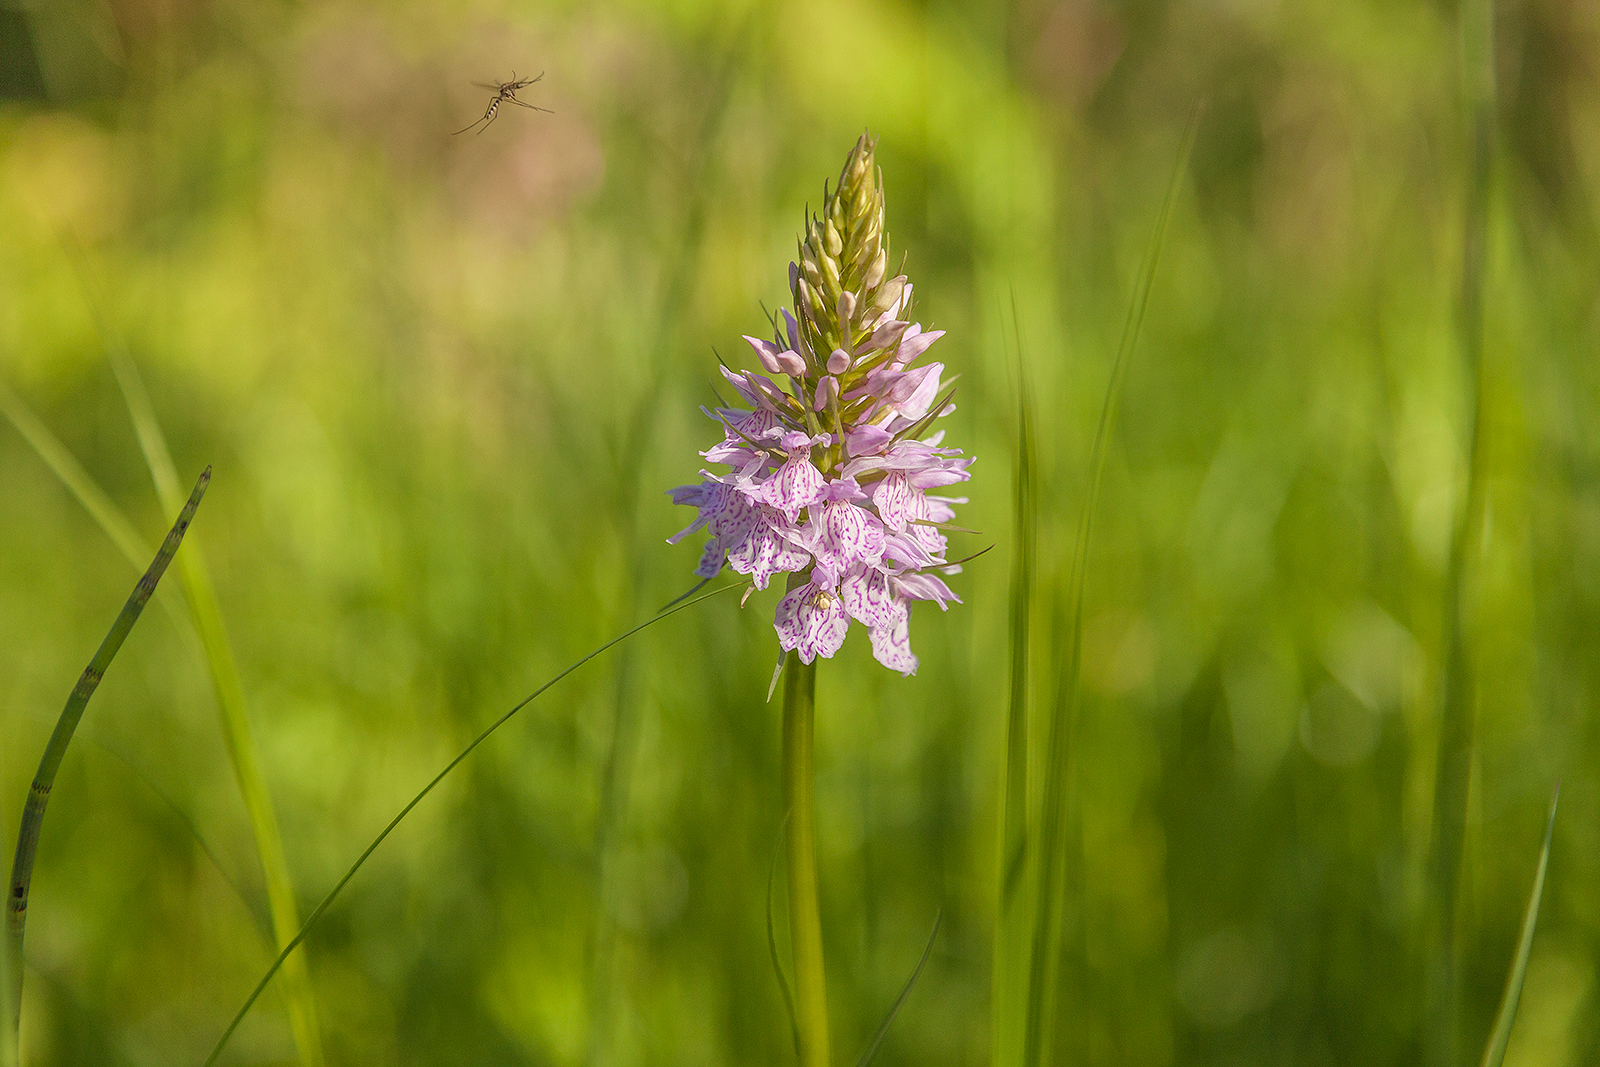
667;133;973;676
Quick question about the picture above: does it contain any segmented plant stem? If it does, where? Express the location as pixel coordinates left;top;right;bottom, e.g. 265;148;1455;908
6;466;209;1043
783;652;830;1067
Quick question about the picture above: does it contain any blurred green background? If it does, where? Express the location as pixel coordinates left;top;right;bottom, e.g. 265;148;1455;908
1;0;1598;1064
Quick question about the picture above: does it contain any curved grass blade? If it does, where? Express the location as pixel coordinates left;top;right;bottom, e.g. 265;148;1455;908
101;345;326;1067
0;831;11;1067
0;380;152;572
201;579;745;1067
993;296;1035;1067
856;909;942;1067
1023;108;1200;1067
74;732;266;941
1426;0;1499;1058
766;811;800;1057
0;386;275;933
1479;786;1559;1067
659;576;712;612
6;467;210;1041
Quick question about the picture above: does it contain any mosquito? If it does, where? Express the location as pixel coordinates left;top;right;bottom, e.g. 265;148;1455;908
454;71;550;136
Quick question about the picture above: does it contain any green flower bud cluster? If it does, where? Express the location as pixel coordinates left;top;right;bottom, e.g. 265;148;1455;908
791;133;901;365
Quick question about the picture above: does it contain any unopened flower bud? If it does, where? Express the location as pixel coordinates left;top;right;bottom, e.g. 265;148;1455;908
870;275;905;315
864;247;887;290
813;375;839;412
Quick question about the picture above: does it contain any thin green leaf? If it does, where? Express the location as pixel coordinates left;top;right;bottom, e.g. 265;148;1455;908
992;294;1035;1067
1479;786;1559;1067
1023;108;1200;1067
767;811;800;1057
856;910;941;1067
201;579;745;1067
1425;0;1498;1056
0;817;13;1067
0;378;155;574
659;576;714;612
944;545;995;570
7;467;209;1041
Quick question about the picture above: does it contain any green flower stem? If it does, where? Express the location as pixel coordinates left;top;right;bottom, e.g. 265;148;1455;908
782;653;830;1067
6;467;209;1043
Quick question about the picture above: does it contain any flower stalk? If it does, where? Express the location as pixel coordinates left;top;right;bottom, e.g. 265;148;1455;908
781;649;829;1067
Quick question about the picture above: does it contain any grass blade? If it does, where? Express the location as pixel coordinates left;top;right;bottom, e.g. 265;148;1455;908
767;811;800;1057
992;297;1035;1067
0;819;12;1067
1479;787;1559;1067
1426;0;1498;1058
6;467;210;1044
1022;108;1199;1067
201;579;744;1067
856;910;941;1067
102;347;327;1067
0;379;153;573
0;385;273;928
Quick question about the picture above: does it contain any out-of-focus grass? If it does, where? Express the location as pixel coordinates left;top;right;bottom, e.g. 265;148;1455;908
0;0;1595;1065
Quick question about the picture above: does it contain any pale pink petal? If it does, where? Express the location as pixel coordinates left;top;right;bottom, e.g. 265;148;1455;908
744;335;785;374
869;615;918;676
814;500;885;572
841;567;904;629
872;474;915;531
759;454;826;516
895;327;943;365
846;425;892;457
896;362;944;422
776;585;851;664
696;538;726;578
893;571;961;609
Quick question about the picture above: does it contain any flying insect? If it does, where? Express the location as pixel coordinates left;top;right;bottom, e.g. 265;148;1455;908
454;72;550;135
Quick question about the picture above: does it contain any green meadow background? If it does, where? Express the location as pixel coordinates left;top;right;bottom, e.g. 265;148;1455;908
1;0;1597;1064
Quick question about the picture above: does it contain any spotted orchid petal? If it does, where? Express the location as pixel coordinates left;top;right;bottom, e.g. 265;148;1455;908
869;615;918;676
776;583;850;664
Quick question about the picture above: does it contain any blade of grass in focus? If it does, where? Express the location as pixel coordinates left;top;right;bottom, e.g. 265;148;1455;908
101;348;326;1067
1479;787;1558;1067
7;468;209;1048
992;299;1035;1067
1022;110;1198;1067
202;579;745;1067
0;382;273;938
1426;0;1497;1058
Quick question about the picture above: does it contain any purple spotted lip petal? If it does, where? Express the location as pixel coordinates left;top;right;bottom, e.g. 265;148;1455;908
776;582;851;664
869;616;918;676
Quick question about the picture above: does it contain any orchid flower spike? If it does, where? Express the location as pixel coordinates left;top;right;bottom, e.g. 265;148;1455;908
668;133;971;676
